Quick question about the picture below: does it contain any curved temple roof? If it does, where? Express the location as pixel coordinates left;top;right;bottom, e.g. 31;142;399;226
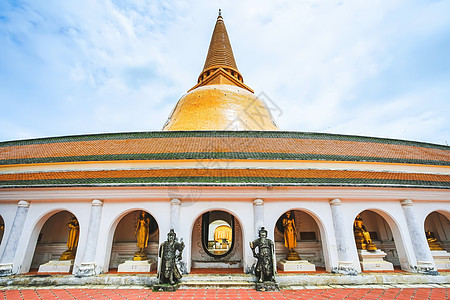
1;131;449;188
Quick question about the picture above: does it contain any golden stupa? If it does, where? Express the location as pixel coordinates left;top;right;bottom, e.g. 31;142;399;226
163;10;279;131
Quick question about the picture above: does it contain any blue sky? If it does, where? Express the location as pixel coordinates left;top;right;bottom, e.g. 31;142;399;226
1;0;449;145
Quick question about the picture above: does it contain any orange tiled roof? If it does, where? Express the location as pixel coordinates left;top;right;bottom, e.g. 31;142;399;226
0;169;448;188
0;131;448;166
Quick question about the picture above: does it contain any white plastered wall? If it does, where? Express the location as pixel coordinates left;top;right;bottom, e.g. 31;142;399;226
0;203;18;259
1;186;449;275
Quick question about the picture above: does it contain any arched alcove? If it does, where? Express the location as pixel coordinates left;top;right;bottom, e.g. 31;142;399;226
30;211;79;270
274;210;325;269
353;210;400;268
424;211;450;252
191;210;243;270
109;210;159;270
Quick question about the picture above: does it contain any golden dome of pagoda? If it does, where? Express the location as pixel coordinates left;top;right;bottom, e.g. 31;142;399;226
163;10;279;131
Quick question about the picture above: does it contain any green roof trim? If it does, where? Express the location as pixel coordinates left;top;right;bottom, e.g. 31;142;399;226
1;130;448;150
0;152;449;166
0;176;448;188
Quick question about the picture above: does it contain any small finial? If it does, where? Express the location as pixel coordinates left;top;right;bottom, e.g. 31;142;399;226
218;9;222;17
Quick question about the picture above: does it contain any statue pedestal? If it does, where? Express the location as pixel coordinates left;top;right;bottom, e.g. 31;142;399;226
117;260;155;273
38;260;74;273
277;259;316;272
0;263;13;277
358;250;393;271
75;262;97;277
431;250;450;270
255;281;279;291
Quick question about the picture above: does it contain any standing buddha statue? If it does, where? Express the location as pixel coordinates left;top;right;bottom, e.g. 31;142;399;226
60;216;80;260
133;211;150;260
282;211;301;260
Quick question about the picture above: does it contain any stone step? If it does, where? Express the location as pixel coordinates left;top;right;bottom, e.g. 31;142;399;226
180;280;254;289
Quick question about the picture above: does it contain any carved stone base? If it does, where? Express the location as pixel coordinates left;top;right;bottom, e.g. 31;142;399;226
286;251;301;261
38;260;73;273
255;281;279;291
153;283;179;292
331;261;358;275
358;250;394;271
431;250;450;270
416;260;438;275
277;259;316;272
132;250;148;261
59;250;76;261
0;263;13;277
117;260;155;273
75;262;97;277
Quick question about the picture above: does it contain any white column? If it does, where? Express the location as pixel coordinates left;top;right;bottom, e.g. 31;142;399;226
75;199;103;277
170;199;181;233
400;199;438;275
0;200;30;276
329;199;358;275
253;199;264;238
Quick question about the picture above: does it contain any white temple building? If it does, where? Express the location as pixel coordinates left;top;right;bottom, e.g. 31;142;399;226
0;12;449;283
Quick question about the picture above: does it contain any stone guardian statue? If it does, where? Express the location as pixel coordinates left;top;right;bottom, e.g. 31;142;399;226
250;227;278;291
156;229;185;290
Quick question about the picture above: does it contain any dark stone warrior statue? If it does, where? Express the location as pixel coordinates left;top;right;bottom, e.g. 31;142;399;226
250;227;275;283
158;229;185;285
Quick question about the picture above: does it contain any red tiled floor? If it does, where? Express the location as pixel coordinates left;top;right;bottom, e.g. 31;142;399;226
1;288;448;299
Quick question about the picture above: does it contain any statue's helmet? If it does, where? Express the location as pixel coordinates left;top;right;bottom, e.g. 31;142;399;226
168;229;176;238
259;227;268;236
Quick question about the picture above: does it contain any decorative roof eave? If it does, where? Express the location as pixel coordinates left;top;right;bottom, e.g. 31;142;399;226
2;182;449;190
188;67;253;93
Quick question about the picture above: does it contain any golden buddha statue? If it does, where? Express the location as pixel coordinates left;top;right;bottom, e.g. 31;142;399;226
0;222;4;243
353;215;377;251
426;230;444;251
283;211;301;260
133;211;150;261
60;216;79;260
214;225;232;249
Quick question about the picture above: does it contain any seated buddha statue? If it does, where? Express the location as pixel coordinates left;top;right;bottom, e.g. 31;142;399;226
354;215;377;251
426;230;444;251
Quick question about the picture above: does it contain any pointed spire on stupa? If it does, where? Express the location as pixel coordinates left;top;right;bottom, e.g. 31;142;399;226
202;9;238;72
188;10;253;93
